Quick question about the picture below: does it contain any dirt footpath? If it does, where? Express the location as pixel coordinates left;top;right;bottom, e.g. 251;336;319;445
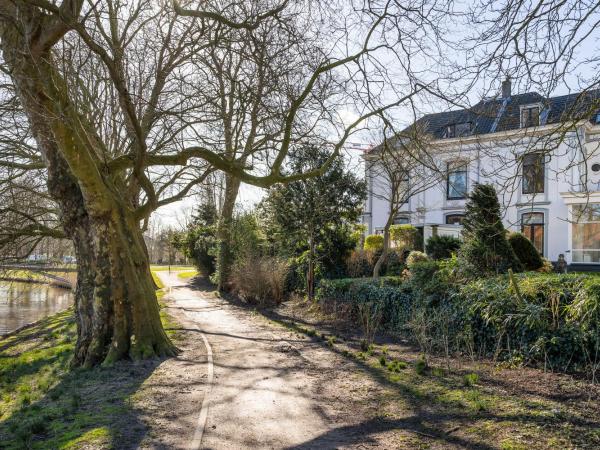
154;272;388;450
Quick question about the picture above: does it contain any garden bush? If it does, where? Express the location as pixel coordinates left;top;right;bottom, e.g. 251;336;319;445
345;249;377;278
459;184;522;275
346;249;405;278
508;232;544;271
458;273;600;372
316;277;411;332
364;234;384;251
390;224;418;250
406;250;429;268
316;270;600;374
425;235;461;260
230;257;289;307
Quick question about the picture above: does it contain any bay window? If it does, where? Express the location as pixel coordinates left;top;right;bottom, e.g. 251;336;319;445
572;204;600;263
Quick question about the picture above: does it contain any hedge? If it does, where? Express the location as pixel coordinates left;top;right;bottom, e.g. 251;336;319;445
316;272;600;373
316;277;411;331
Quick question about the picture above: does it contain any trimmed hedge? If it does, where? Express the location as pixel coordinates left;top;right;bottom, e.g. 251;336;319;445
425;235;461;260
364;234;384;251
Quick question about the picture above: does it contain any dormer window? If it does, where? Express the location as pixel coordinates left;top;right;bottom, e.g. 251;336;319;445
521;106;540;128
444;122;472;138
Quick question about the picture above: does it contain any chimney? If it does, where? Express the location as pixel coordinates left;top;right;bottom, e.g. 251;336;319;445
501;78;511;99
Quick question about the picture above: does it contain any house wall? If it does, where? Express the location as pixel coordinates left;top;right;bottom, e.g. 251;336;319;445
364;126;600;263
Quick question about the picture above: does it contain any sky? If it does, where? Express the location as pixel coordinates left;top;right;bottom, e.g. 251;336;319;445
153;1;600;229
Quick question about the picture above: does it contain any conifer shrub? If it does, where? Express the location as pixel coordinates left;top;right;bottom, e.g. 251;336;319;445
458;184;522;275
507;232;544;271
425;235;461;260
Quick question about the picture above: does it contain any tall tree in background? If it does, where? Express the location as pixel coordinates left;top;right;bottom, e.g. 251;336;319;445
261;148;365;300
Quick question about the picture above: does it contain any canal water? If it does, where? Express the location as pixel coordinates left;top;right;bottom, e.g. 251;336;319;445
0;281;73;335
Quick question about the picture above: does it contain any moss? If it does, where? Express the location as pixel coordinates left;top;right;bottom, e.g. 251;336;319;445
177;270;199;279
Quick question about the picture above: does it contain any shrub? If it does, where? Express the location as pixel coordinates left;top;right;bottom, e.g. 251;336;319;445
463;373;479;386
406;250;429;268
459;184;522;275
364;234;384;251
426;235;461;260
345;249;377;278
316;277;411;331
538;258;554;273
414;355;428;375
508;232;543;271
384;249;406;276
230;257;289;306
185;225;217;275
390;224;418;250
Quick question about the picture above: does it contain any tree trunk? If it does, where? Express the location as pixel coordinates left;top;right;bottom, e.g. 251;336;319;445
373;211;395;279
216;174;241;291
0;16;176;366
307;236;316;301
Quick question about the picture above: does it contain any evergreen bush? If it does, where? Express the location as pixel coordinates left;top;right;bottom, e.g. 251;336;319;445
459;184;522;275
425;235;461;259
406;250;429;268
507;232;544;271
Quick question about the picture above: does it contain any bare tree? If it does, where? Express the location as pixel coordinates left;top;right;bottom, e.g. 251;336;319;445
0;0;461;365
366;123;443;277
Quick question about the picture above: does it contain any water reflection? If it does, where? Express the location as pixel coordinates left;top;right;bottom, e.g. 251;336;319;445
0;282;73;335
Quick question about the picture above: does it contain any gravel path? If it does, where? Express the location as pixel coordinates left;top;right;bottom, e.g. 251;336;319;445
153;272;365;450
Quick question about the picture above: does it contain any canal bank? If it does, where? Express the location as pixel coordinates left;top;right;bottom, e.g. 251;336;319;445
0;281;73;336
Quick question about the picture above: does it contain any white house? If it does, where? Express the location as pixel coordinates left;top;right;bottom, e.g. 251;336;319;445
364;80;600;269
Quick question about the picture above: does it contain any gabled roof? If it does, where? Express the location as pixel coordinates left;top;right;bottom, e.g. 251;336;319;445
406;89;600;140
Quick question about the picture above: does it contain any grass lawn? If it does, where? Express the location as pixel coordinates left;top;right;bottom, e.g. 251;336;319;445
0;270;177;449
177;270;198;279
150;265;195;272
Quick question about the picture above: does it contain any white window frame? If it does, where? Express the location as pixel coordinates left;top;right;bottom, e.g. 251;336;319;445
520;103;542;128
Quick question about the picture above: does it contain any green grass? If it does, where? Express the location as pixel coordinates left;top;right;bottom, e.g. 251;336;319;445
0;279;179;448
150;265;195;272
177;270;198;279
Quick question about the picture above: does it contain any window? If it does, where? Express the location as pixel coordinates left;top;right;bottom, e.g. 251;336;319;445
446;162;468;200
522;153;545;194
521;106;540;128
395;171;410;205
521;212;544;256
572;204;600;263
444;122;472;138
393;215;410;225
445;214;465;225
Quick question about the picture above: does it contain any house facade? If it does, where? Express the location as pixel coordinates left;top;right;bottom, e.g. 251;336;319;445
363;81;600;267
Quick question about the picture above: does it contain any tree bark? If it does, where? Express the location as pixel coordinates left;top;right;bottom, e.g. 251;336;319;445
0;12;176;366
307;235;316;301
373;205;395;279
216;174;241;291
